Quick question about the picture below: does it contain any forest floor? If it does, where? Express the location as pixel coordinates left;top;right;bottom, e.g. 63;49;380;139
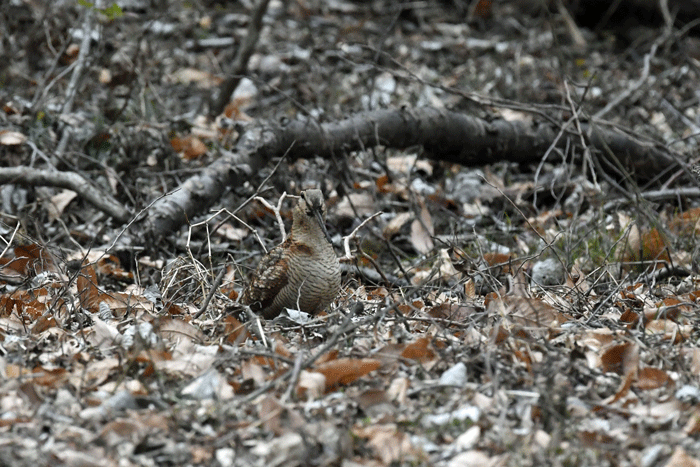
2;1;700;466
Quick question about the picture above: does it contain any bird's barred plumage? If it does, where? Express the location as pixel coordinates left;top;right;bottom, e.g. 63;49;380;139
241;189;341;319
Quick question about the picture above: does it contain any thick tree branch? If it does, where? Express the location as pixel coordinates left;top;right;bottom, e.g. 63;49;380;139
0;167;130;222
142;107;683;238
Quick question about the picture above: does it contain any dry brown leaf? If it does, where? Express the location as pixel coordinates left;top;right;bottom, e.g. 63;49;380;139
0;130;27;145
95;255;134;280
652;297;687;320
0;293;45;320
669;207;700;236
297;370;326;399
241;360;267;387
1;244;55;276
666;446;700;467
619;225;671;269
352;424;425;465
32;367;68;386
386;154;432;176
223;97;254;121
47;189;78;221
154;317;204;345
222;315;250;344
684;409;700;435
645;319;690;343
334;191;376;219
636;367;673;390
31;315;57;334
383;211;413;238
410;203;434;254
171;135;207;160
689;289;700;302
271;340;293;360
315;349;339;365
482;252;516;274
506;297;570;330
258;396;305;435
313;357;381;390
600;342;639;377
354;388;391;411
400;336;437;364
427;303;476;321
578;430;616;447
169;67;221;87
604;370;635;404
464;278;476;299
77;264;100;312
376;174;391;193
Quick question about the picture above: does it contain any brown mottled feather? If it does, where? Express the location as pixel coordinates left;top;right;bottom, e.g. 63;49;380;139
240;189;341;319
241;239;290;317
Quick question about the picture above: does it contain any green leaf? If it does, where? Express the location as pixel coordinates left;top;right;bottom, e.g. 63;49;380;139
103;3;123;19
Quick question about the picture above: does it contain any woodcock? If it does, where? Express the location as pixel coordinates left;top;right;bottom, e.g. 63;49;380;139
240;189;341;319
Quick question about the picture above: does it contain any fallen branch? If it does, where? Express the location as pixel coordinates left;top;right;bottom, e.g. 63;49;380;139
141;107;684;238
0;167;130;222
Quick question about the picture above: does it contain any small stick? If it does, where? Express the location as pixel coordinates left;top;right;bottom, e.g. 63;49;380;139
255;192;289;240
342;211;383;259
193;267;226;320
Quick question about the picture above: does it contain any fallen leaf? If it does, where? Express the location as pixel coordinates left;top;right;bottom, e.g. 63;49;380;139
313;357;381;390
636;367;672;390
0;130;27;145
410;202;434;254
401;336;436;364
383;211;413;238
600;342;639;377
352;424;425;465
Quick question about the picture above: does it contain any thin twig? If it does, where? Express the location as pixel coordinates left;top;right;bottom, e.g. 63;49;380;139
193;266;226;320
281;353;304;403
603;187;700;210
593;42;658;120
255;192;289;240
342;211;383;259
210;0;271;115
206;141;294;256
56;4;97;159
241;302;362;402
0;222;21;260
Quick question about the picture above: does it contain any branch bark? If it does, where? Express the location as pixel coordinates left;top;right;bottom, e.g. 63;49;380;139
0;167;130;222
142;107;683;239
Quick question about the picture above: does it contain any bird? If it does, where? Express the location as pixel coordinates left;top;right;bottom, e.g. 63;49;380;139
240;189;341;319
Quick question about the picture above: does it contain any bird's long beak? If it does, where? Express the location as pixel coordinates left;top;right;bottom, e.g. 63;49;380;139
313;209;333;244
